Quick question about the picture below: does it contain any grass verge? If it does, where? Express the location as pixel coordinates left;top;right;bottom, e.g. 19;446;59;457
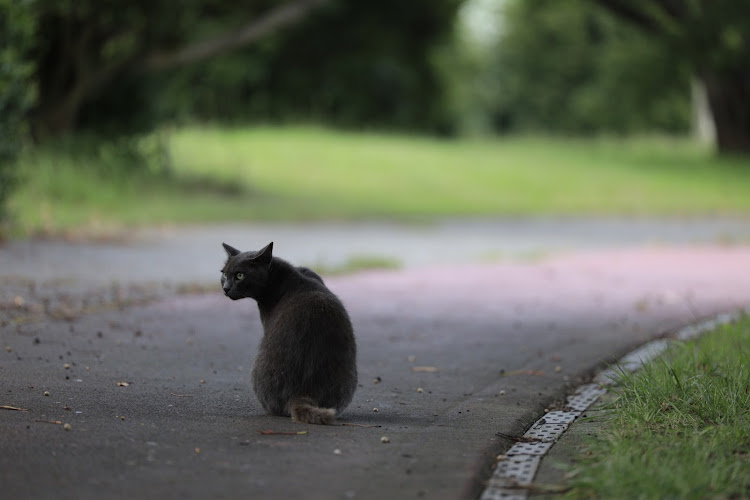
568;315;750;499
304;255;402;276
7;125;750;236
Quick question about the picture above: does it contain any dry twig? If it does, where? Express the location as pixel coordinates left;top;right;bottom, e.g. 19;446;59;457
0;405;30;412
411;366;439;373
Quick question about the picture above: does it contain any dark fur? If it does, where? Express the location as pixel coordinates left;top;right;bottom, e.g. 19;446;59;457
221;242;357;424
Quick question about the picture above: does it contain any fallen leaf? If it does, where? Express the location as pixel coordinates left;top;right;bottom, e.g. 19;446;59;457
117;381;130;387
411;366;438;373
0;405;30;412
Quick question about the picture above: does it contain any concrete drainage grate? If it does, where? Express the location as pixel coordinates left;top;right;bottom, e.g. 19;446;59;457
565;383;608;411
676;312;738;340
537;410;579;425
487;454;542;486
480;486;526;500
596;340;672;385
595;367;621;386
618;339;670;371
506;441;553;456
523;422;568;442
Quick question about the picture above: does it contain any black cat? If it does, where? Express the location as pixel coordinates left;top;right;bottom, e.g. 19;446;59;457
221;242;357;424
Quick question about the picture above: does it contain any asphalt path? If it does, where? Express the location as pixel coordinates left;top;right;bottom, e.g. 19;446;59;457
1;218;749;499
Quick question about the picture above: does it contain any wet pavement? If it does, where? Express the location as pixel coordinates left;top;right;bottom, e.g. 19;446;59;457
1;218;749;499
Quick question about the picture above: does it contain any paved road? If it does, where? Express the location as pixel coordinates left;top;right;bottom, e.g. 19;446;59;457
1;219;749;499
2;217;749;286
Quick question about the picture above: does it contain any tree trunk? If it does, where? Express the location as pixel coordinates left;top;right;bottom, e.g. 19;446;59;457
34;87;87;141
699;68;750;156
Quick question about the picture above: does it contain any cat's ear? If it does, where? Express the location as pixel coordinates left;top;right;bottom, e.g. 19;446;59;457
256;242;273;265
222;242;242;257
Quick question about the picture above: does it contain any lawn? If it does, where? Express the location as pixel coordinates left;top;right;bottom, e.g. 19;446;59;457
7;125;750;236
569;315;750;499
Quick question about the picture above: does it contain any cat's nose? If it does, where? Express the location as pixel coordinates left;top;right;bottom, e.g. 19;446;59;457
222;284;231;295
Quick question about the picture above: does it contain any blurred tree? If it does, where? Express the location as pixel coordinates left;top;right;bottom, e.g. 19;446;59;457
0;0;36;222
158;0;461;133
489;0;691;135
590;0;750;155
31;0;332;140
27;0;462;140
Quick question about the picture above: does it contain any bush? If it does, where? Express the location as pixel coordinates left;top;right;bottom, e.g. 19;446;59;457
471;0;692;135
0;0;36;226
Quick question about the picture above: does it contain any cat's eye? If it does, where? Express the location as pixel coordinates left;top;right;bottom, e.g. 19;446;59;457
221;272;227;280
236;272;245;280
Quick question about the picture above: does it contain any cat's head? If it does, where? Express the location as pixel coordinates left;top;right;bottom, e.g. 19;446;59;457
220;242;273;300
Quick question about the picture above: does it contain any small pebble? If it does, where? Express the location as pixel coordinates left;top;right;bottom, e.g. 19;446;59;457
372;408;378;413
120;416;126;421
417;387;423;393
373;376;382;384
380;436;390;443
554;366;562;373
5;346;11;352
194;447;201;454
498;390;506;396
333;449;342;455
407;355;416;363
44;391;50;397
63;423;72;431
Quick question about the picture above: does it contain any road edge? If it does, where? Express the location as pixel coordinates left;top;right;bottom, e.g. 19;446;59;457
478;308;747;500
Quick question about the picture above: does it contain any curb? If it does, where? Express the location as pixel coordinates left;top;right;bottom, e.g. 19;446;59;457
479;310;744;500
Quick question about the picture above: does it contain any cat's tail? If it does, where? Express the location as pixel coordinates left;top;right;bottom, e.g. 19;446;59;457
289;397;336;425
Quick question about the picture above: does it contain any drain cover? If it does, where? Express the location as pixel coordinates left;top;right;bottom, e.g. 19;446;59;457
523;422;569;442
537;410;579;425
565;383;607;411
506;441;553;456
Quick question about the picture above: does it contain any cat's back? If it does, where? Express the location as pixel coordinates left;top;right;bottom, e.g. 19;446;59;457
272;280;353;337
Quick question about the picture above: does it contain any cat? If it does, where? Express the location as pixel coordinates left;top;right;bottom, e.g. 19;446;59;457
221;241;357;425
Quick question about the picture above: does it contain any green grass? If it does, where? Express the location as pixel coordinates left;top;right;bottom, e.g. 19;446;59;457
569;316;750;499
305;255;402;276
7;125;750;236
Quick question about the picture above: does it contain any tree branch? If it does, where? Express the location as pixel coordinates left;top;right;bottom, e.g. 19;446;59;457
141;0;331;72
588;0;667;35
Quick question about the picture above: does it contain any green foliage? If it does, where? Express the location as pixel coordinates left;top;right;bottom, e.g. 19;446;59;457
0;0;36;224
29;0;462;140
9;126;750;236
570;316;750;498
486;0;691;134
159;0;462;134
